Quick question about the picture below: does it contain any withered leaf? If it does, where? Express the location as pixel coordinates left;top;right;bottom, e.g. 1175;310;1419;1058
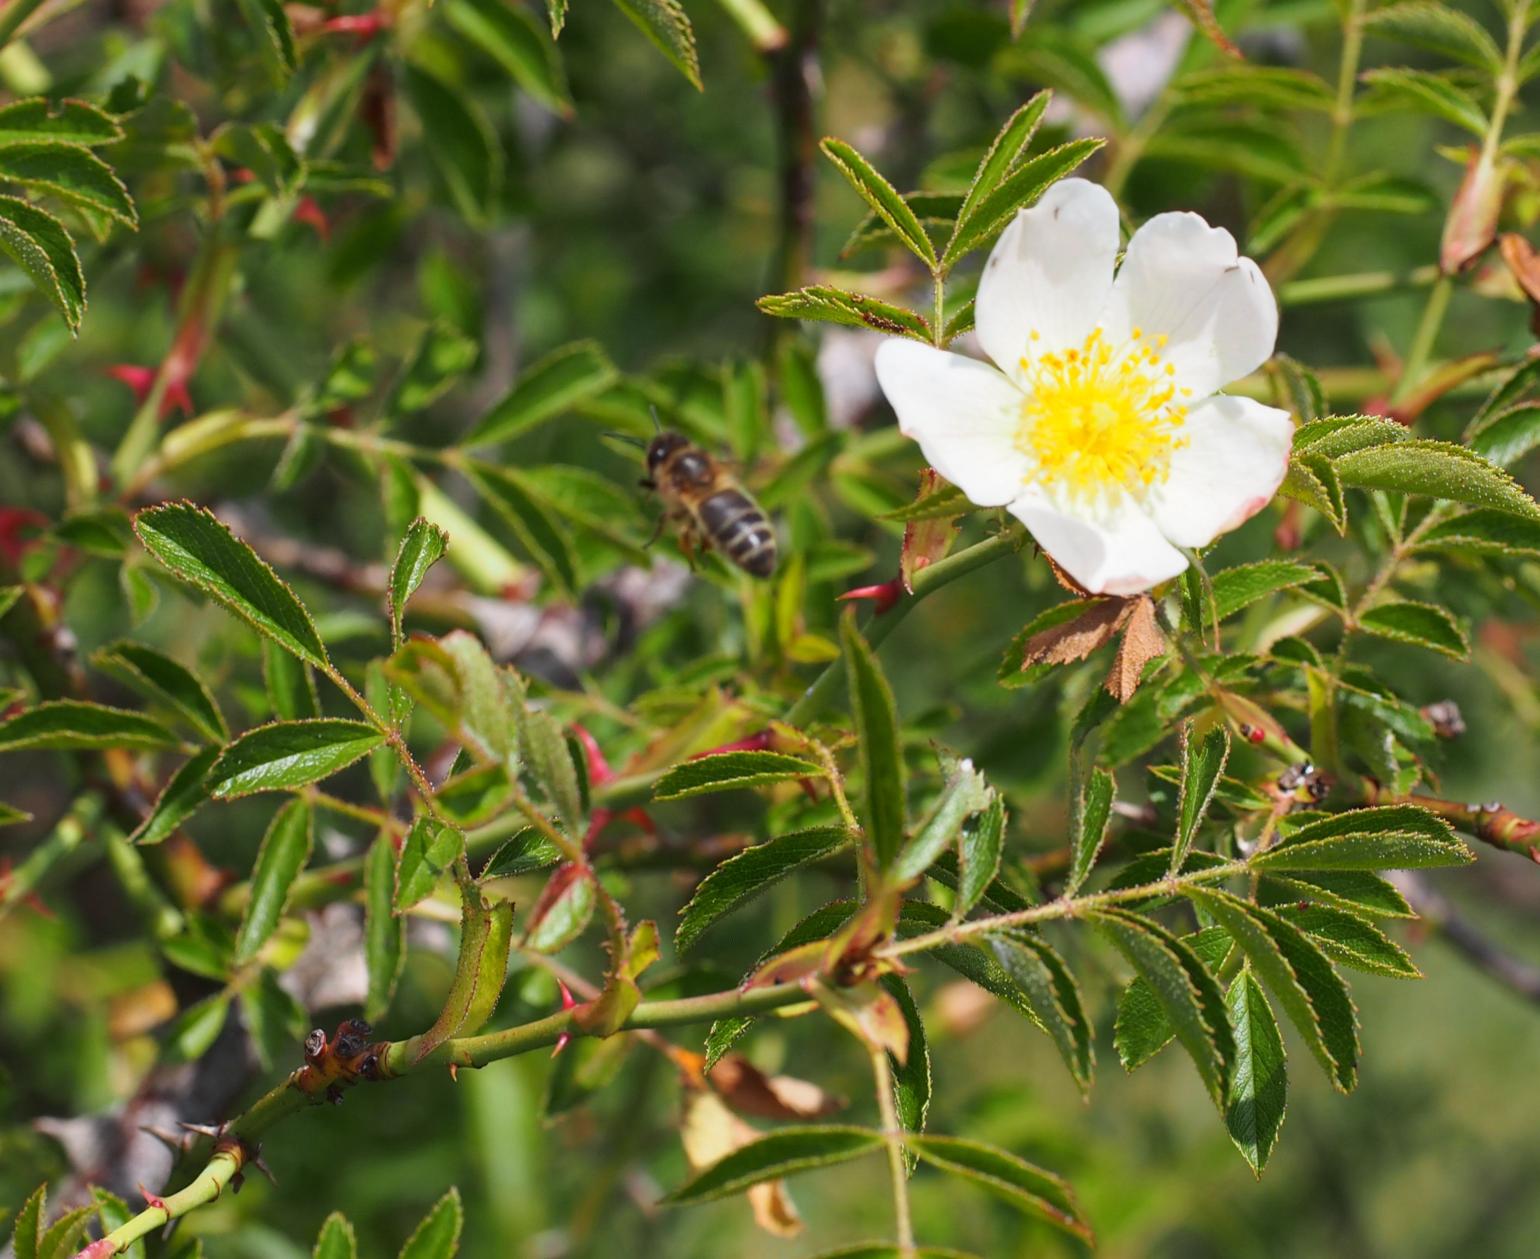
1106;595;1166;702
707;1054;844;1120
1018;598;1130;670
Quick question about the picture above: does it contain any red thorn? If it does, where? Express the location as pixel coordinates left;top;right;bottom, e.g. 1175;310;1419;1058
838;577;906;615
571;724;616;785
138;1184;168;1212
448;1063;458;1083
558;980;578;1012
552;1032;571;1057
689;730;773;760
621;806;655;834
292;196;330;241
583;807;614;846
0;507;46;564
322;11;391;39
106;364;194;421
797;777;819;802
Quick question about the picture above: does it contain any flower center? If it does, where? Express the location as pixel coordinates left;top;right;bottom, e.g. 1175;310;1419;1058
1015;327;1190;508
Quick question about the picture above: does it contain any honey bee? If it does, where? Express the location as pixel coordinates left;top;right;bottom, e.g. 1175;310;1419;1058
637;429;777;578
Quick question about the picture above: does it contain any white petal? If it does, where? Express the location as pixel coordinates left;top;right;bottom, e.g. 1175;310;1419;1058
1105;211;1278;397
1151;395;1294;548
975;178;1120;382
873;339;1029;507
1009;490;1188;596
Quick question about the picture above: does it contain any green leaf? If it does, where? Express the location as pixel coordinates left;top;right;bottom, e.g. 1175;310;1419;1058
884;975;930;1145
1225;968;1287;1175
0;99;123;147
999;29;1122;127
1252;804;1473;871
365;833;405;1019
396;817;466;911
955;796;1006;918
820;137;937;269
1332;439;1540;518
448;0;572;117
135;502;330;668
519;706;581;833
1175;64;1336;111
705;901;857;1067
989;935;1093;1096
237;0;297;74
1190;888;1359;1092
1277;903;1420;978
92;641;224;742
1466;403;1540;467
234;797;312;964
389;322;479;414
524;863;595;952
675;826;848;951
881;479;972;523
130;747;219;845
36;1204;92;1259
1093;907;1235;1105
1113;926;1232;1070
612;0;701;89
1065;767;1113;896
956;91;1050;230
908;1135;1091;1243
1417;506;1540;557
756;285;931;341
1210;561;1321;620
1362;1;1502;70
481;827;562;877
1357;600;1468;659
11;1184;43;1259
466;465;579;596
943;139;1104;267
1173;725;1229;872
893;756;992;884
0;143;136;227
663;1126;883;1204
0;699;176;752
653;750;825;801
313;1213;358;1259
1360;68;1487;136
0;193;84;330
208;719;385;799
1257;870;1414;920
841;610;906;871
389;518;449;645
263;639;320;720
390;631;519;767
403;63;500;223
463;341;617;446
398;1187;463;1259
414;892;513;1061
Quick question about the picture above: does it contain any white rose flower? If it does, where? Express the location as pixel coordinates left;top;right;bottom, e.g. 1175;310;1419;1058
874;178;1293;596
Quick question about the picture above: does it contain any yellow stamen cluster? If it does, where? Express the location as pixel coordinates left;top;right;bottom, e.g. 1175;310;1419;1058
1016;326;1189;508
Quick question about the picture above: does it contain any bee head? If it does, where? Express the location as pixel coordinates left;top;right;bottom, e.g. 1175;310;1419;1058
645;431;690;471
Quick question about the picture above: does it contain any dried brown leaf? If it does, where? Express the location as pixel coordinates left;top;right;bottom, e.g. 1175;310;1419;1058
1019;598;1131;670
1106;595;1165;702
707;1054;844;1120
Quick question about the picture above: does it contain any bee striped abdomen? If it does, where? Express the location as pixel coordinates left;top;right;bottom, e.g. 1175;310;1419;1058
699;489;777;577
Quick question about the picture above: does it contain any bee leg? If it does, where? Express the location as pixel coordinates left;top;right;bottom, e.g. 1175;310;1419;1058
643;512;667;549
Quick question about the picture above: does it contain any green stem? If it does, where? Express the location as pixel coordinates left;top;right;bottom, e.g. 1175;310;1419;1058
784;526;1023;728
881;859;1249;959
93;982;810;1255
0;0;46;50
872;1048;915;1257
1278;265;1439;308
